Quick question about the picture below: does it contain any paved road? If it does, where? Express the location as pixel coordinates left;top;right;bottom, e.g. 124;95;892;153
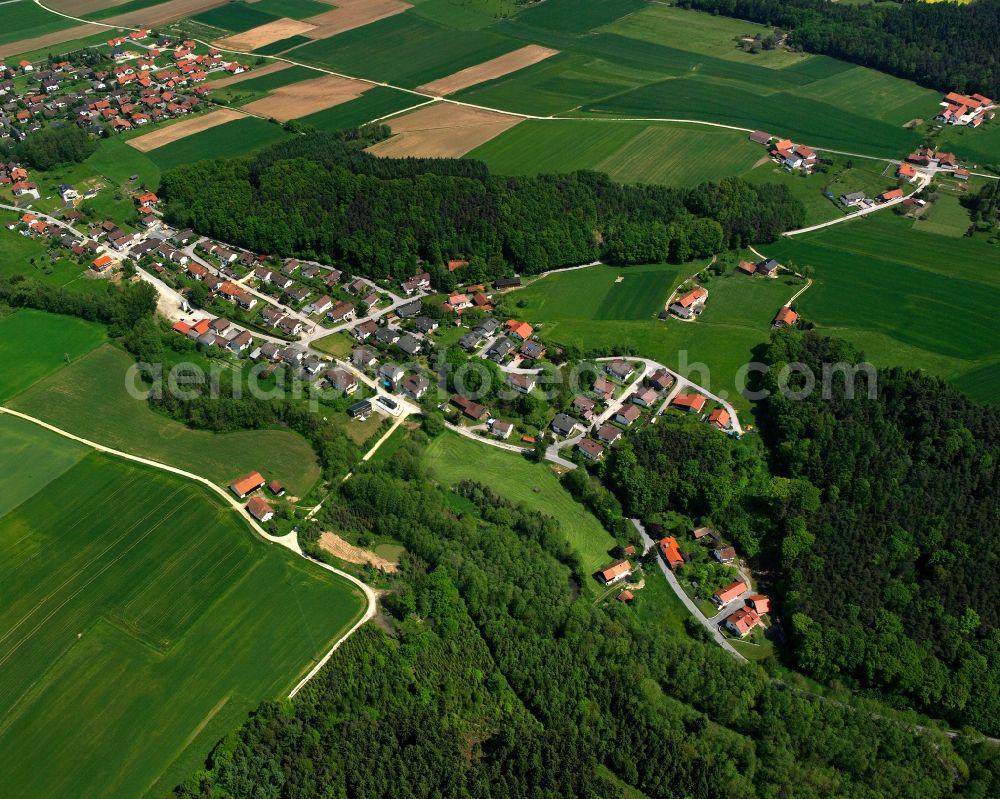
0;406;378;699
630;519;747;662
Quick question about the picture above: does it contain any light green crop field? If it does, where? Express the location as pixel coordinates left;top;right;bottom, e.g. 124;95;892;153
469;120;763;188
912;193;974;237
0;310;106;402
423;431;617;578
146;117;293;170
0;416;365;799
9;344;322;495
765;215;1000;403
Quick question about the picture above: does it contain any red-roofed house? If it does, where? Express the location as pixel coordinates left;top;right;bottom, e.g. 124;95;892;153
879;188;904;202
724;606;762;637
708;407;730;430
896;163;918;183
246;496;274;523
669;286;708;319
672;393;706;414
713;580;748;607
92;254;113;272
746;594;770;614
505;319;533;341
599;559;632;584
659;536;684;570
773;306;798;328
737;260;757;276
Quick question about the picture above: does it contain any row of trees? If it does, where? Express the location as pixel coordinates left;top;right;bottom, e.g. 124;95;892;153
159;129;804;280
682;0;1000;97
174;434;1000;798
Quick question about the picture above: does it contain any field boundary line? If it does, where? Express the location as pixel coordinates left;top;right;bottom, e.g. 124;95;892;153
0;406;377;699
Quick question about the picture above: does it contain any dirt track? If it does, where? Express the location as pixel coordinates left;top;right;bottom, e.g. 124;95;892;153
319;532;398;572
367;104;522;158
214;18;317;51
417;45;559;96
126;108;244;151
303;0;411;39
242;74;368;120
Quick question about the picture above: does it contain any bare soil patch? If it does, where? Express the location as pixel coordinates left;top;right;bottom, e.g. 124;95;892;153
126;107;244;151
214;18;317;51
210;60;290;87
417;45;559;96
103;0;228;27
367;103;522;158
303;0;412;40
902;118;924;129
242;73;368;120
0;23;102;59
319;532;399;572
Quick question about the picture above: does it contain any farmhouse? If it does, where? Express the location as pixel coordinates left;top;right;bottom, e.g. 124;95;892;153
577;438;605;460
451;394;488;421
755;258;779;277
839;191;867;207
879;188;904;202
659;536;684;570
737;260;757;275
670;286;708;319
713;580;748;607
748;130;772;145
599;559;632;585
724;606;762;637
230;471;265;498
746;594;771;614
773;305;799;328
897;163;919;183
246;496;274;523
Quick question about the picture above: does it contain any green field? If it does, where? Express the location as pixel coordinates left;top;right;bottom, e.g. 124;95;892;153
423;431;617;578
253;33;311;55
192;2;283;32
765;214;1000;402
0;415;365;799
299;87;426;131
515;262;679;321
145;117;293;170
0;1;76;47
0;213;94;288
9;343;322;495
286;12;521;87
912;193;973;237
209;65;317;106
0;310;106;402
84;0;176;21
469;120;764;188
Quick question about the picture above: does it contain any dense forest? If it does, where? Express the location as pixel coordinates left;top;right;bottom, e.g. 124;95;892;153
682;0;1000;97
172;433;1000;798
756;332;1000;733
5;125;96;170
159;129;804;281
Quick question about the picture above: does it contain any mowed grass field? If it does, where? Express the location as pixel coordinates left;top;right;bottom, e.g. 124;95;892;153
423;431;617;579
0;415;365;799
0;310;106;402
516;262;679;321
765;214;1000;403
9;343;322;495
145;117;293;170
469;120;764;187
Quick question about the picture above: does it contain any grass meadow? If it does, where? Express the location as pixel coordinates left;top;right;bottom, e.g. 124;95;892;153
0;310;106;402
8;343;322;495
469;120;763;187
145;117;293;170
0;417;365;799
423;431;618;579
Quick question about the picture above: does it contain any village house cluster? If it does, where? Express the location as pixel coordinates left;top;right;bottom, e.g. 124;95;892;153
0;29;248;144
748;130;817;172
228;470;286;526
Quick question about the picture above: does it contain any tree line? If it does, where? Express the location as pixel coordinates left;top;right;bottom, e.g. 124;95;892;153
159;129;804;282
172;432;1000;799
681;0;1000;97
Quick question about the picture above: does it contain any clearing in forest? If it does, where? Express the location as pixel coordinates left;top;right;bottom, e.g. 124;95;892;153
242;73;369;120
126;108;244;152
366;103;522;158
214;18;317;50
417;45;559;96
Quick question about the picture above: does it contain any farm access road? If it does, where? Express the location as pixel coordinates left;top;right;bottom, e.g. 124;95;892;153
0;405;376;699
